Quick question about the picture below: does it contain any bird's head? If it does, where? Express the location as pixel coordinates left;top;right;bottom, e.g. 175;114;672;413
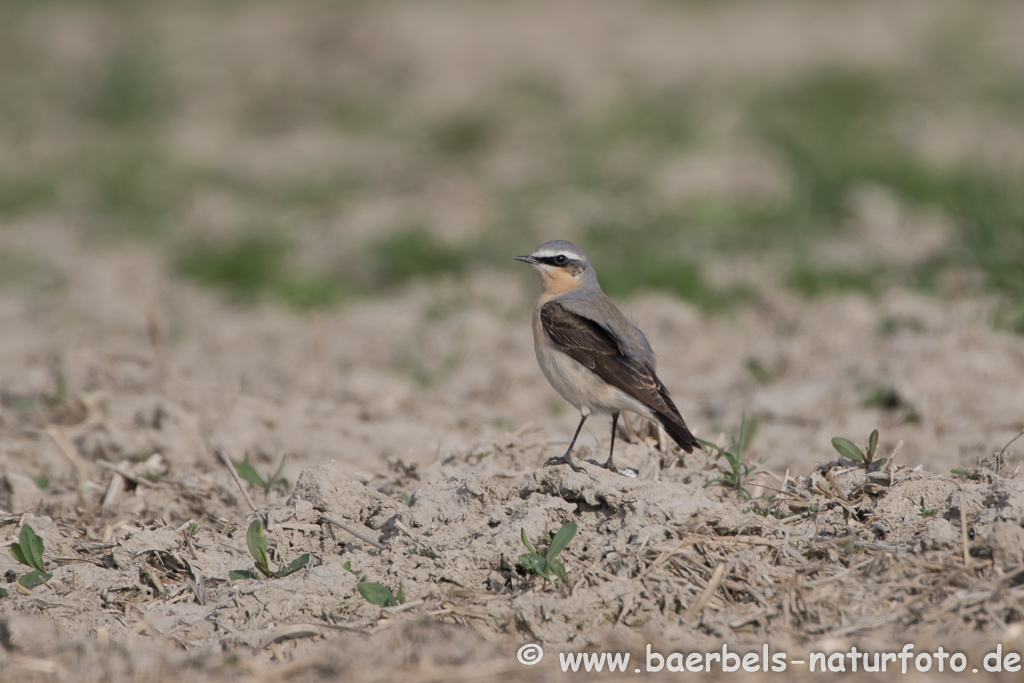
514;240;597;296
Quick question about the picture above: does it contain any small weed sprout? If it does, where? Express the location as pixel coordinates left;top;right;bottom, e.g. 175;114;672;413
831;429;886;472
342;560;361;575
951;468;979;480
229;519;310;580
920;507;939;518
518;522;577;584
233;454;289;495
357;582;405;607
10;524;52;588
701;412;761;498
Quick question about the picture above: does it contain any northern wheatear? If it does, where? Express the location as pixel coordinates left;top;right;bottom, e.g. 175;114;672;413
515;240;701;472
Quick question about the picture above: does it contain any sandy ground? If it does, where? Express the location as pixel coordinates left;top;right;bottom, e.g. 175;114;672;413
2;0;1024;680
0;224;1023;682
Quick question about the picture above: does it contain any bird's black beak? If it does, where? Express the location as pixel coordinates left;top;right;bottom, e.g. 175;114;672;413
513;255;538;265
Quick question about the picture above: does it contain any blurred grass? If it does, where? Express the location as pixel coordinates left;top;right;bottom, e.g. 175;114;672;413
744;70;1024;325
175;233;350;309
84;46;172;127
369;229;469;285
786;265;880;299
0;2;1022;327
0;248;65;293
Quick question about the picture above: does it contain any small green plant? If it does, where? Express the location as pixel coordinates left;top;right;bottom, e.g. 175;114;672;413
188;521;200;535
357;582;405;607
408;548;437;559
233;454;289;495
342;560;361;576
2;372;67;414
229;519;310;580
831;429;886;472
920;507;939;518
700;412;761;498
745;358;780;385
10;524;52;588
518;522;577;584
369;228;467;287
951;468;979;480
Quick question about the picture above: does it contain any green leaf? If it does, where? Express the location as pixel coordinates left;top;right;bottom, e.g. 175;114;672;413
545;523;577;561
11;543;29;568
234;460;267;488
520;528;537;555
229;569;260;580
868;457;888;473
269;455;288;491
867;429;879;460
395;585;405;604
18;570;52;589
0;586;8;597
734;411;749;457
246;519;270;576
30;476;49;490
357;582;399;607
548;558;568;583
274;553;310;578
5;396;37;413
696;438;727;456
831;437;864;464
518;553;547;576
17;525;46;572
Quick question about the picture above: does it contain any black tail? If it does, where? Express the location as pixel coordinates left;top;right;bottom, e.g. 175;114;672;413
655;411;701;454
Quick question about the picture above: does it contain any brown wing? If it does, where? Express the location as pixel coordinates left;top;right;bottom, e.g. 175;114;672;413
541;302;670;415
540;301;700;452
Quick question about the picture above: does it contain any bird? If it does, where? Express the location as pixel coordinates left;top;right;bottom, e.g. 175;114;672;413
514;239;701;472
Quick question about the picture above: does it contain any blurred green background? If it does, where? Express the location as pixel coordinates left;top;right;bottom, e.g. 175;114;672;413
1;0;1022;327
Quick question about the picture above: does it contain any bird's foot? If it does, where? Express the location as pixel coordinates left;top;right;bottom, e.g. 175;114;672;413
544;453;586;473
585;458;618;474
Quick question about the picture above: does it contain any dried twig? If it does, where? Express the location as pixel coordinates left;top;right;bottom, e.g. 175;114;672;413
96;460;157;488
47;425;92;481
996;429;1024;475
961;492;971;574
217;449;257;513
320;515;386;551
685;562;727;620
825;470;849;503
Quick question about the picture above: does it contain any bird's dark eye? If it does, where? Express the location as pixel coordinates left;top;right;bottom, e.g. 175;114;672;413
554;254;568;265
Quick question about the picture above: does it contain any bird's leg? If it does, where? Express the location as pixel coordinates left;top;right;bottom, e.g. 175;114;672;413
587;412;620;472
603;412;619;472
545;411;588;472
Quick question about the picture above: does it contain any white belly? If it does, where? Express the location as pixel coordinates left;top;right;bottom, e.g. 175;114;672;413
533;310;653;418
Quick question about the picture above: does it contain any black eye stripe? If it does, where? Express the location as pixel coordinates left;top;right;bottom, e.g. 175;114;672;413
536;256;579;267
